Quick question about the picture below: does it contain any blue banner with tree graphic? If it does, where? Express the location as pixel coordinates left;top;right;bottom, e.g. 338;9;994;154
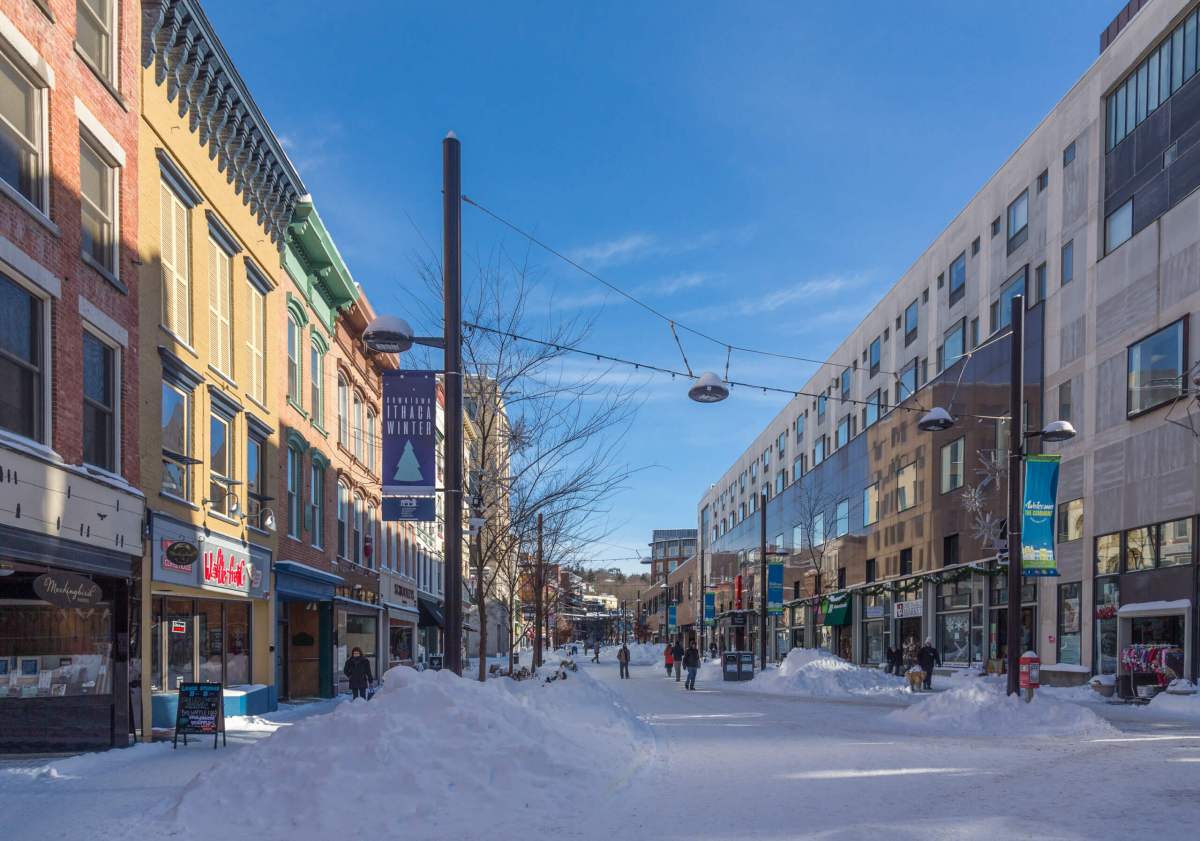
382;371;437;516
767;561;784;615
704;591;715;626
1021;454;1060;576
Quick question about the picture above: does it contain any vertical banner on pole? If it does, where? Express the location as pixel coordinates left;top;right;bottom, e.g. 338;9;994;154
767;561;784;615
667;604;677;633
1021;454;1061;576
382;371;437;521
704;591;716;626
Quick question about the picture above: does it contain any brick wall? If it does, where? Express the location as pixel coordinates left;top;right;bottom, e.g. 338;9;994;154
0;0;141;481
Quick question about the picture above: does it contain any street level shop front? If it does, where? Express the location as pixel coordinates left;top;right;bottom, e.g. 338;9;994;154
142;512;273;731
0;442;145;752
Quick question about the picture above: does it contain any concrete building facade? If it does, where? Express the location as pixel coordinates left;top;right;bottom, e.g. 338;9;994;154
699;0;1200;695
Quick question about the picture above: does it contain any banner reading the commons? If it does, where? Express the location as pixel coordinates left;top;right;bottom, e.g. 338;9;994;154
767;561;784;615
1021;454;1060;576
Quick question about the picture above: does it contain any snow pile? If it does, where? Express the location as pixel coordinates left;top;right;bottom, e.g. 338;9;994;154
888;677;1117;737
169;666;650;841
760;648;910;698
605;642;666;666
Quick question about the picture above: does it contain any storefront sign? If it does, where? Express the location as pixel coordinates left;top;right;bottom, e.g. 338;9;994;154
1021;454;1060;576
428;654;444;671
865;605;885;620
32;572;102;608
729;612;747;628
767;562;784;616
894;599;923;619
382;371;437;498
151;514;267;599
171;620;188;634
382;496;436;523
164;541;199;571
173;682;225;749
393;582;415;601
704;592;716;626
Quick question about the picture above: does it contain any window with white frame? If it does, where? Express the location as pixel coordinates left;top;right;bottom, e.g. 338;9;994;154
337;480;349;559
353;393;363;461
310;463;324;548
159;180;191;343
940;437;964;494
76;0;116;84
161;381;191;498
79;133;117;275
0;273;45;441
245;279;265;404
82;329;116;471
352;494;363;564
337;372;348;446
246;431;266;528
209;411;234;517
310;341;323;427
286;314;301;405
365;502;376;569
0;49;46;210
286;445;301;538
366;406;377;474
208;237;233;377
896;462;916;512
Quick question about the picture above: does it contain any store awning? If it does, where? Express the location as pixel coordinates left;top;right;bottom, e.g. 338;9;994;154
823;601;851;626
275;560;343;601
418;596;445;629
384;600;420;619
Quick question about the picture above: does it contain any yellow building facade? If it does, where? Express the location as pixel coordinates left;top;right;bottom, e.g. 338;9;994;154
135;1;306;731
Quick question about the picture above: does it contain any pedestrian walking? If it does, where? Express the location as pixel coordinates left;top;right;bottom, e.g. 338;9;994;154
885;644;899;676
683;642;700;690
672;639;684;682
591;641;601;663
618;644;631;679
709;642;718;661
664;643;674;677
917;637;941;690
343;647;373;701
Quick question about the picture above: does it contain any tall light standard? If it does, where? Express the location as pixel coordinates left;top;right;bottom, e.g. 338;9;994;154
364;133;464;675
641;557;670;643
918;295;1075;695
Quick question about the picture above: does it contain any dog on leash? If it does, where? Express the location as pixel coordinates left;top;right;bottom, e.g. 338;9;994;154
906;667;926;692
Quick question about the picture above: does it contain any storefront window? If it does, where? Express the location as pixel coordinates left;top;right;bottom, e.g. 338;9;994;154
0;573;114;698
1094;577;1120;675
226;602;250;685
1057;582;1081;665
198;600;223;683
861;592;889;666
1125;526;1155;572
152;597;253;689
165;598;194;690
937;580;972;664
390;623;413;663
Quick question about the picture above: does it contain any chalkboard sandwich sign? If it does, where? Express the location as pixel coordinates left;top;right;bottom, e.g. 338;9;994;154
174;682;226;749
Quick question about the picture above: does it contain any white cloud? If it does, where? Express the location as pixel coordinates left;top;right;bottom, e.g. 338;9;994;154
567;233;658;268
679;273;868;322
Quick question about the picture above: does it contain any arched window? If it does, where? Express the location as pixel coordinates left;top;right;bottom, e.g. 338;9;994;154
286;444;302;539
337;373;349;446
336;479;350;559
352;493;363;564
365;502;376;569
286;314;301;405
366;407;377;474
353;392;363;461
310;340;324;427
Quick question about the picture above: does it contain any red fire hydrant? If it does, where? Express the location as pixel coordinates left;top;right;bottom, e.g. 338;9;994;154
1019;650;1040;702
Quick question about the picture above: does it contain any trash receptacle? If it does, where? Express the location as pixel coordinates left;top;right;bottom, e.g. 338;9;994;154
738;651;755;680
722;652;740;682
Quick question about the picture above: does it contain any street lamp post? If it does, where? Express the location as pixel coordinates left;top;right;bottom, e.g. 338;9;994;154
760;490;768;671
918;294;1076;696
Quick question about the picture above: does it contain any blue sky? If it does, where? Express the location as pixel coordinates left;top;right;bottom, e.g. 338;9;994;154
208;1;1119;572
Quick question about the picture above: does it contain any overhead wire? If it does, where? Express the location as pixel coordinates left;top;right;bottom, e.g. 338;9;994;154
461;194;898;377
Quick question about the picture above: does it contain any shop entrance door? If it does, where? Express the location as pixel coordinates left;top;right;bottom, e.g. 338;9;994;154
287;601;321;698
989;607;1036;662
165;598;194;690
898;617;922;660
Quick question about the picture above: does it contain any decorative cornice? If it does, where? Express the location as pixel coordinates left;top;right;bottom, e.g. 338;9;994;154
142;0;306;248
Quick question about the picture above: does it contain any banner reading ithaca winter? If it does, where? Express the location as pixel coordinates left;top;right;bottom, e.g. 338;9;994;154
1021;453;1060;576
382;371;437;502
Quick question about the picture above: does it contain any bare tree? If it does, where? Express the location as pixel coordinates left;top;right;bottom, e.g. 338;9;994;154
409;247;640;680
788;475;839;591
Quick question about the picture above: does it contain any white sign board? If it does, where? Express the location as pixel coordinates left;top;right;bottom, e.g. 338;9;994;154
893;599;923;619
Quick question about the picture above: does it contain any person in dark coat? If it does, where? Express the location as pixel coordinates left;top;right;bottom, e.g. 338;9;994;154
343;647;373;700
617;644;631;679
671;640;684;681
683;642;701;690
885;645;899;675
917;637;941;690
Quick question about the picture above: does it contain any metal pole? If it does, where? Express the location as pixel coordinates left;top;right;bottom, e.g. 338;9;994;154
622;601;628;644
699;517;706;655
1006;294;1025;697
535;513;544;668
663;562;669;644
442;133;464;676
760;490;768;670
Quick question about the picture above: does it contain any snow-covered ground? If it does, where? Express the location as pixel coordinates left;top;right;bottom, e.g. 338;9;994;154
4;654;1200;840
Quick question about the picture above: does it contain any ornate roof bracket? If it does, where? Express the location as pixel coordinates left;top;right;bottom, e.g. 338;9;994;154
141;0;306;248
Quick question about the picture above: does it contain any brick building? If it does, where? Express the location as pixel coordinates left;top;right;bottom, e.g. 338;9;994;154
0;0;146;751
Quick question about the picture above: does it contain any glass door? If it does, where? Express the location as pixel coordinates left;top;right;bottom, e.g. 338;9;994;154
165;598;194;689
